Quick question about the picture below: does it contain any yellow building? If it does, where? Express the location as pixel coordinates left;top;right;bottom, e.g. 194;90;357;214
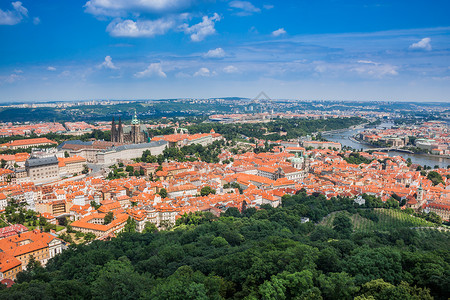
0;252;22;281
0;229;64;276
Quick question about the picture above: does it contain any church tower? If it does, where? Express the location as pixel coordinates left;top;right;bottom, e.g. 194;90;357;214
417;184;425;205
111;117;116;143
131;111;141;144
118;117;124;143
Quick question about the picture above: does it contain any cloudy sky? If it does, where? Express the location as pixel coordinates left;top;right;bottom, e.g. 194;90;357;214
0;0;450;102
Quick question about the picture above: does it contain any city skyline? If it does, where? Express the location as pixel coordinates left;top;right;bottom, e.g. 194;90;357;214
1;0;450;102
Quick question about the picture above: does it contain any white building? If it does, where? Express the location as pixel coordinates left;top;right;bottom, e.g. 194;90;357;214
0;193;7;210
97;141;168;165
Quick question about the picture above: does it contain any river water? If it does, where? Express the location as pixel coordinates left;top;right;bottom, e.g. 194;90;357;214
322;122;450;168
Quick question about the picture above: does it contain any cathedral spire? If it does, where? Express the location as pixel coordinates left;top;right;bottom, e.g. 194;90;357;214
111;117;116;143
118;117;123;143
131;110;140;125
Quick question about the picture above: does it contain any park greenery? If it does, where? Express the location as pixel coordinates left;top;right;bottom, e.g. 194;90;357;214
0;129;110;146
2;191;449;299
1;202;59;232
138;140;227;164
186;117;365;141
427;171;444;186
340;152;374;165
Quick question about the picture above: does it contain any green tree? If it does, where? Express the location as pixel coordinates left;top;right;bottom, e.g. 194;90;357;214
158;188;167;198
39;216;47;227
84;232;96;241
427;171;444;186
211;236;229;248
143;222;158;233
91;258;150;300
90;200;100;210
123;217;136;233
357;279;433;300
223;207;241;218
200;186;216;196
317;247;341;273
159;220;173;230
424;212;442;224
16;256;45;284
259;270;314;300
318;272;358;300
75;231;84;240
104;212;114;225
149;266;216;300
332;213;353;236
344;247;403;285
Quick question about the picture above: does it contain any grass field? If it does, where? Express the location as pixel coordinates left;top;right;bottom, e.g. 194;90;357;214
321;208;438;232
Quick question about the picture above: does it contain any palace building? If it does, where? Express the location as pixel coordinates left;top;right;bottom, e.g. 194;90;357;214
111;112;146;144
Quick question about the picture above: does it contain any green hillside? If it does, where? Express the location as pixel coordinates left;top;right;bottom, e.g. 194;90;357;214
322;208;438;232
2;192;449;299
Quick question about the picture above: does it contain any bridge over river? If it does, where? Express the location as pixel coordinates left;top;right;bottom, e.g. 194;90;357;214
361;147;414;154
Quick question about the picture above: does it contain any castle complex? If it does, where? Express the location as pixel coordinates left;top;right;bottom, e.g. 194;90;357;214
111;112;146;144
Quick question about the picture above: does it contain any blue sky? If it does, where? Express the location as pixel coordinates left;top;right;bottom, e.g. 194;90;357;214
1;0;450;102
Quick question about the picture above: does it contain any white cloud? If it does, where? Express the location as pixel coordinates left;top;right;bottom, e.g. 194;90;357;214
11;1;27;16
33;17;40;25
99;56;119;69
203;48;226;58
47;66;56;71
353;60;398;78
84;0;193;17
357;60;377;65
194;67;211;77
271;28;286;37
263;4;274;10
409;37;432;51
229;1;260;16
135;63;167;78
0;73;22;84
0;1;28;25
107;17;177;37
223;65;238;73
181;13;220;42
59;70;71;77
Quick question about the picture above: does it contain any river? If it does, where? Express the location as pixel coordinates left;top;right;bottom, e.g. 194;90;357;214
322;122;450;168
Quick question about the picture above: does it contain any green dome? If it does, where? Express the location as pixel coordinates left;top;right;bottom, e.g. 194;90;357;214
131;111;140;125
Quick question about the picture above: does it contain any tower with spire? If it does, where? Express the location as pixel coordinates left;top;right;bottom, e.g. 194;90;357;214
131;110;143;144
110;111;145;144
111;117;116;143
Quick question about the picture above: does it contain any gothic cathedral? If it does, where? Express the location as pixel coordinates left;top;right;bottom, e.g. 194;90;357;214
111;111;145;144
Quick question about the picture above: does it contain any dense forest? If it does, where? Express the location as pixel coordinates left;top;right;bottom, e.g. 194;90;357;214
2;192;449;299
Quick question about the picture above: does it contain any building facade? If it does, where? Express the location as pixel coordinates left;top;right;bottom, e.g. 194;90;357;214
111;112;146;144
25;156;59;184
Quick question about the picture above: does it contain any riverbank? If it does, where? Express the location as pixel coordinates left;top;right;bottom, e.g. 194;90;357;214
322;122;450;168
351;135;450;159
320;123;369;135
